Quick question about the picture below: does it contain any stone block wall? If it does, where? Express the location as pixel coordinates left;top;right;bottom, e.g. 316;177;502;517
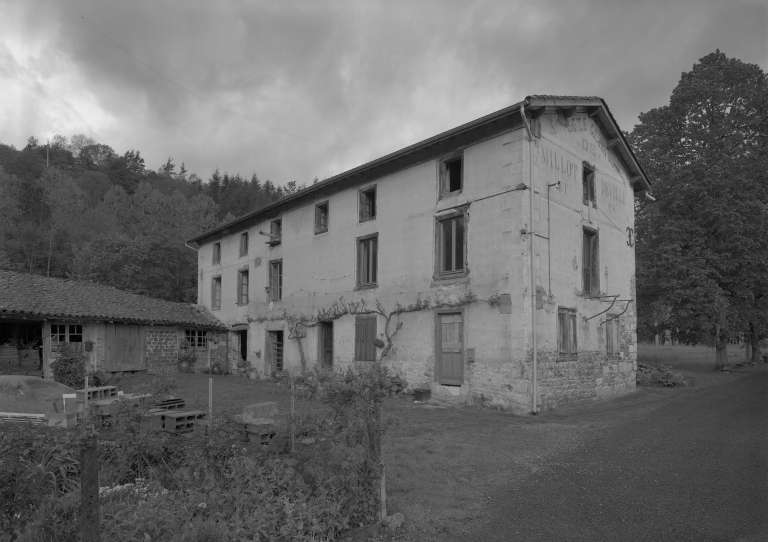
145;327;180;373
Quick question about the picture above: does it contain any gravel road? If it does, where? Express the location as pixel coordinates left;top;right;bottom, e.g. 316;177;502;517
466;371;768;542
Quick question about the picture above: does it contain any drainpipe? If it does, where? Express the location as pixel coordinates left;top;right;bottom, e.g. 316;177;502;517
521;101;537;415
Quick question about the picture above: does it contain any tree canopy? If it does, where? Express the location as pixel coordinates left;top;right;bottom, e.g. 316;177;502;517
629;50;768;367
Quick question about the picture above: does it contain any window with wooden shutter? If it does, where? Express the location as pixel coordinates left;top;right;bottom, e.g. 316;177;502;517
355;316;377;361
237;269;249;305
582;162;596;205
269;260;282;301
211;276;222;310
356;234;378;288
359;186;376;222
315;202;329;234
558;307;577;360
582;229;599;296
606;316;620;356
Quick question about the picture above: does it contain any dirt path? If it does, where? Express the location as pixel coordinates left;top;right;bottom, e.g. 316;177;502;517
464;370;768;541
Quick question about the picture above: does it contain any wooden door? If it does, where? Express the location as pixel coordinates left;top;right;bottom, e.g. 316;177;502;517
319;322;333;368
105;324;145;372
438;313;463;385
354;316;376;362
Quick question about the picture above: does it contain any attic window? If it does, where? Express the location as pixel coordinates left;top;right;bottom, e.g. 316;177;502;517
270;219;282;246
315;202;329;234
440;153;463;196
212;242;221;265
582;162;596;206
359;186;376;222
239;232;249;257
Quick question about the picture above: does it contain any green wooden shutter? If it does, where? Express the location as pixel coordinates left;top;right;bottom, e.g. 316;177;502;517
582;232;592;294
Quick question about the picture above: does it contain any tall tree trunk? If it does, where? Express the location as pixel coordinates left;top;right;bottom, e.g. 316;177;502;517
750;322;762;364
715;320;730;371
654;320;659;346
744;332;751;363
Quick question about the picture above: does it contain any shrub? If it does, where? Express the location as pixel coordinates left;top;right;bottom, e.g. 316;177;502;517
50;353;86;389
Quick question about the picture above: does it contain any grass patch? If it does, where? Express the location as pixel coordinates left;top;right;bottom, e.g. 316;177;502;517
637;343;746;372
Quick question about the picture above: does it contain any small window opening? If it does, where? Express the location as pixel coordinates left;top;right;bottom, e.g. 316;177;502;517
269;219;282;246
213;242;221;264
582;162;596;206
239;232;249;256
441;155;463;195
359;186;376;222
315;202;329;234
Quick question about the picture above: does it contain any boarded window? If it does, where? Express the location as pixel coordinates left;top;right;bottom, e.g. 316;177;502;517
437;214;466;275
213;242;221;265
237;269;249;305
359;186;376;222
440;153;463;196
558;308;577;359
270;220;282;245
355;316;377;362
582;229;599;296
212;276;222;310
606;317;620;356
239;232;249;256
269;260;283;301
582;162;596;205
357;234;378;287
315;202;329;234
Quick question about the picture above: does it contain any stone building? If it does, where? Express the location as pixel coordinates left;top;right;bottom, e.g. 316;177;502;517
186;95;651;413
0;271;229;377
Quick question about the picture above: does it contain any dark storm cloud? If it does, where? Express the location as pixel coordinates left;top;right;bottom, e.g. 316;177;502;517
2;0;765;186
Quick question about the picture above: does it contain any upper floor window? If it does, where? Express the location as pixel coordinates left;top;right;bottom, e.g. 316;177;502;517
359;185;376;222
440;153;463;196
239;232;249;257
51;324;83;352
582;228;599;296
212;242;221;265
356;234;378;289
269;259;283;301
315;201;329;234
606;316;620;357
237;268;249;305
211;276;222;310
582;162;596;206
558;307;577;360
436;211;467;277
270;219;282;246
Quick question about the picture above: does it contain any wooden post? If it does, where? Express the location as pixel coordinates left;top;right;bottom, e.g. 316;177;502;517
208;377;213;441
80;434;100;542
84;374;89;425
379;403;386;521
290;379;295;453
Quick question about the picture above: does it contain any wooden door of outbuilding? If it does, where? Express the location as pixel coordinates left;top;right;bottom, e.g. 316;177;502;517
438;313;463;385
105;324;146;372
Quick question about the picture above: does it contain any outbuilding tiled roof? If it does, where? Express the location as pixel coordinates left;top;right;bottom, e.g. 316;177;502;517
0;271;226;329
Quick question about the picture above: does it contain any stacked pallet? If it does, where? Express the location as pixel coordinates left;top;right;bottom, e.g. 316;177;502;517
235;402;287;444
151;410;206;433
0;412;46;426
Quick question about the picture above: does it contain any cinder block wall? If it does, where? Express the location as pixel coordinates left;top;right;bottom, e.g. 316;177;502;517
145;327;179;372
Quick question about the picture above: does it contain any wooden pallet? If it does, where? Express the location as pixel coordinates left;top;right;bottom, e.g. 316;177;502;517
0;412;46;426
150;398;186;411
75;386;118;402
151;410;205;433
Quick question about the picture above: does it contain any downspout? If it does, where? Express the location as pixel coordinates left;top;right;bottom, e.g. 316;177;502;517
521;101;537;415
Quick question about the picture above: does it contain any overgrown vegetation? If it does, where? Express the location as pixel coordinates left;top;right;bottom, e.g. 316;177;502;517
2;364;404;541
50;352;86;390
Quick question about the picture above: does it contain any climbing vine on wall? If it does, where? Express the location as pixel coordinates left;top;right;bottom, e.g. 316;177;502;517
251;290;499;369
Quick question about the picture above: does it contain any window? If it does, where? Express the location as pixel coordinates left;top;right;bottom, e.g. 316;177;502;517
51;324;83;352
355;316;377;362
582;228;599;296
211;276;222;310
582;162;596;205
315;201;329;234
436;212;466;276
606;316;620;356
239;232;249;256
268;330;284;371
440;153;463;196
558;308;577;360
212;242;221;265
237;268;249;305
269;259;283;301
356;234;378;288
185;330;208;350
359;185;376;222
269;219;282;246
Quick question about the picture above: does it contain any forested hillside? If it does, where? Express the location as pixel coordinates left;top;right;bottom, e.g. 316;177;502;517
0;135;302;303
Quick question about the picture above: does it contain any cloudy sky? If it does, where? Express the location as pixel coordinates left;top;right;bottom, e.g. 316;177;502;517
1;0;766;186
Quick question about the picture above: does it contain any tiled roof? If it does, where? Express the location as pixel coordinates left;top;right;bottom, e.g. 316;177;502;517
528;94;603;100
0;271;227;329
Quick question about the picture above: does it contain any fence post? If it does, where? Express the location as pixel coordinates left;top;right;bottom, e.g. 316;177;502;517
80;434;100;542
208;377;213;441
379;403;386;521
290;379;295;453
